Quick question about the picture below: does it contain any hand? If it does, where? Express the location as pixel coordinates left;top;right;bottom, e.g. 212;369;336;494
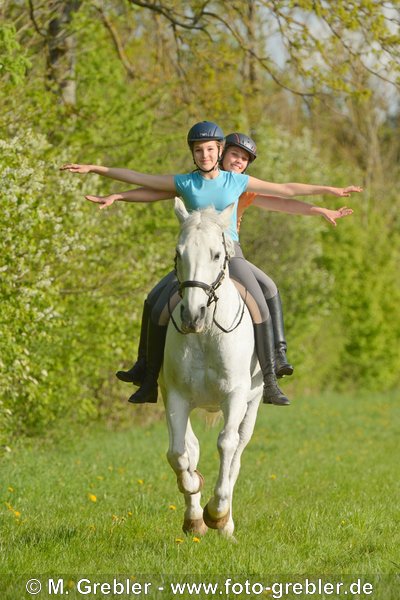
60;163;92;174
331;186;363;197
85;194;118;210
321;206;353;226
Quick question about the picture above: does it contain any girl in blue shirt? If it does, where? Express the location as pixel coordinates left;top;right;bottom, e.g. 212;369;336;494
61;122;362;406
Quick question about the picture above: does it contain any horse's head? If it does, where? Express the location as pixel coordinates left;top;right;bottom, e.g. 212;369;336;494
174;197;235;333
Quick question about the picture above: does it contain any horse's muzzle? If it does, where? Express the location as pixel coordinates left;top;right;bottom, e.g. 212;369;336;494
180;304;206;333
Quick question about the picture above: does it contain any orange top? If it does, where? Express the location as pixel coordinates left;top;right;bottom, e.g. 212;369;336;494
237;192;257;232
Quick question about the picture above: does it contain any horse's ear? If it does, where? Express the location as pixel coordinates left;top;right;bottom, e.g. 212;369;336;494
174;197;189;224
219;203;235;230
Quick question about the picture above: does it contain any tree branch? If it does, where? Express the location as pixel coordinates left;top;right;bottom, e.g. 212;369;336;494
93;5;136;79
27;0;47;37
128;0;206;31
202;9;317;97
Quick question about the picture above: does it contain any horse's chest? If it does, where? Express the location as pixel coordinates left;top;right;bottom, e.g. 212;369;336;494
170;338;232;391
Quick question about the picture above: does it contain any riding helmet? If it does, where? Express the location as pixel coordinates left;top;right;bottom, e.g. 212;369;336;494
187;121;225;147
224;132;257;162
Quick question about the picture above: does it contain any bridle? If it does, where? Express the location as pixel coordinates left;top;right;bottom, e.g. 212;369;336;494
176;232;229;307
169;232;247;334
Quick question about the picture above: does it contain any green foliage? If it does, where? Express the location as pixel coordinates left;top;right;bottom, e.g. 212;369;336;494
0;24;31;84
0;130;97;437
321;211;400;391
0;1;399;442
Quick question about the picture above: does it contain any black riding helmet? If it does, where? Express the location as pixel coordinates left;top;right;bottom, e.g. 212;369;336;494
187;121;225;147
224;132;257;163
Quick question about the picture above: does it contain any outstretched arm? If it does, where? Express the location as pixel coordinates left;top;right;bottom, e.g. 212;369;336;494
253;195;353;226
85;188;173;210
247;175;362;198
60;163;176;192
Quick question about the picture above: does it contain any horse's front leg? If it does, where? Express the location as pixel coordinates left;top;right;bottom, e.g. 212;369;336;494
223;396;260;535
165;393;206;534
204;395;247;537
229;396;260;492
181;419;208;536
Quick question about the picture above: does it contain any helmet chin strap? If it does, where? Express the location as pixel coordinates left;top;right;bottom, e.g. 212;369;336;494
193;150;221;173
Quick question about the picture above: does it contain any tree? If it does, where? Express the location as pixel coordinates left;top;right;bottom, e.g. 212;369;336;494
125;0;400;95
1;0;399;444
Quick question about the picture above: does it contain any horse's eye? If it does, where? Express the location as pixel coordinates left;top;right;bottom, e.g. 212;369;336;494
213;252;221;261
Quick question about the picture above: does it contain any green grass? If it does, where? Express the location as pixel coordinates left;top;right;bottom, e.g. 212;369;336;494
1;392;399;599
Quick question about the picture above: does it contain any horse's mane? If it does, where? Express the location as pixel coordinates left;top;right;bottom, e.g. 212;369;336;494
179;207;235;258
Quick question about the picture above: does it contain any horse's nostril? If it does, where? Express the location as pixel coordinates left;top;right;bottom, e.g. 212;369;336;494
199;305;206;319
180;304;185;320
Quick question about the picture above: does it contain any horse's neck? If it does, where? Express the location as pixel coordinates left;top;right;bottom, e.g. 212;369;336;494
221;276;241;305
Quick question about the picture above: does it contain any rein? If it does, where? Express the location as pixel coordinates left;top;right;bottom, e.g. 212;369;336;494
169;233;247;335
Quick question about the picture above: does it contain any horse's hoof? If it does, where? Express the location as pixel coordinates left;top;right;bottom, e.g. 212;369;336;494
203;503;230;530
182;518;208;536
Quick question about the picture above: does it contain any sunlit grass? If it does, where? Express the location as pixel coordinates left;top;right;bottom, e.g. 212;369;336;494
1;392;399;598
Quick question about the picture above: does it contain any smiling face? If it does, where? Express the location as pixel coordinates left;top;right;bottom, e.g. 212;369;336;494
192;140;221;172
221;146;250;174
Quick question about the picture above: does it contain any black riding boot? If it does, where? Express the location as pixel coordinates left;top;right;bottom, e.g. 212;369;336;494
116;300;150;385
128;320;168;404
266;293;294;378
254;321;290;406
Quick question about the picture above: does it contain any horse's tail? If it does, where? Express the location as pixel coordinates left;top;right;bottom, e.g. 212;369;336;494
200;409;223;429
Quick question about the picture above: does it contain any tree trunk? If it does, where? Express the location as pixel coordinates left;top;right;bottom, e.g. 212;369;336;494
46;0;81;106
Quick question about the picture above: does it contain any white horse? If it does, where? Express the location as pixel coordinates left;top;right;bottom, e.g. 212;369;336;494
159;198;263;538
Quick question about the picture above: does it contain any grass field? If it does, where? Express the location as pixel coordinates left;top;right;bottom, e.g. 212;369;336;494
1;392;399;599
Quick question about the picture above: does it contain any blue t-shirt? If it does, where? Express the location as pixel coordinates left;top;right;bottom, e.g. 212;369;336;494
174;170;249;242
